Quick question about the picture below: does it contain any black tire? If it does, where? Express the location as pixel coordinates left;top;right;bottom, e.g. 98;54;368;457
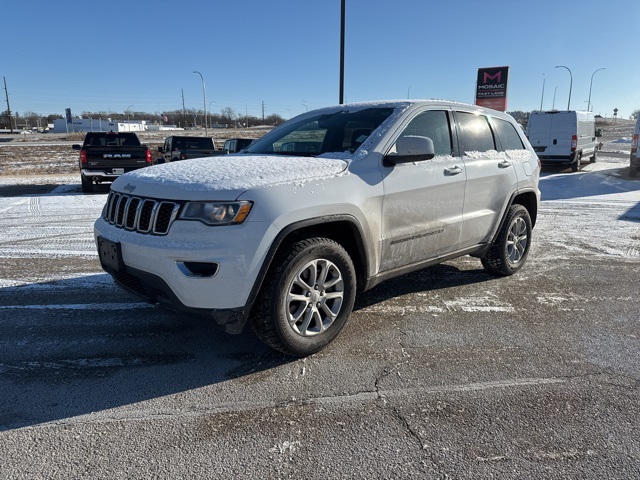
481;204;532;276
590;149;597;163
81;175;94;193
251;236;356;356
630;167;639;178
571;152;580;172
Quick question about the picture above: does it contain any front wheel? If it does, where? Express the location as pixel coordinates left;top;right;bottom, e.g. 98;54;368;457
590;149;597;163
481;205;532;276
251;236;356;356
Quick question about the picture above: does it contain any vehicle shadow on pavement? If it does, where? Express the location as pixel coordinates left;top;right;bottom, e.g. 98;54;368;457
0;182;110;197
0;275;288;431
354;262;494;312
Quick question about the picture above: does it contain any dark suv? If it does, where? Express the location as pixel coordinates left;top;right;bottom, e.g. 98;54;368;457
157;135;224;163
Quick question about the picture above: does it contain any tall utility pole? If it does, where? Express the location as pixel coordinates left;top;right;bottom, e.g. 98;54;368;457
339;0;345;104
3;77;14;133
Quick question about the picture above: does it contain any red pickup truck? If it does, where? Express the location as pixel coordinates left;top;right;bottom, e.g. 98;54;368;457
72;131;154;192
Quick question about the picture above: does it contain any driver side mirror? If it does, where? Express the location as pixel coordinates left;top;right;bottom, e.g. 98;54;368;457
384;135;436;166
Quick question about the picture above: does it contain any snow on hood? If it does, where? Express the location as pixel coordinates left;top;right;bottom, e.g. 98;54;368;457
113;155;350;196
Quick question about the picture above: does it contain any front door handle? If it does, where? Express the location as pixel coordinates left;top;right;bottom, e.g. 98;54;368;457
498;160;512;169
444;166;463;176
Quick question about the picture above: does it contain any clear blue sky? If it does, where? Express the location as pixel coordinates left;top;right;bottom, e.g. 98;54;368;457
3;0;639;120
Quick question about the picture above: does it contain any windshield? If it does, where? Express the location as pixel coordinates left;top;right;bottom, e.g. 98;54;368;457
245;107;394;156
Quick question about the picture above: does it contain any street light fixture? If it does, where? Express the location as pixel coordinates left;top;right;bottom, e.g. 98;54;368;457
587;67;606;112
126;104;134;121
193;71;208;135
555;65;572;110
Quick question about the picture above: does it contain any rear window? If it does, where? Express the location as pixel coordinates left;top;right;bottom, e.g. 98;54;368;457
172;138;214;150
85;133;140;147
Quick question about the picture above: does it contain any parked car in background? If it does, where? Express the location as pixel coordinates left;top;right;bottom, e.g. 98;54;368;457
630;117;640;177
95;100;540;356
223;138;254;153
157;135;224;163
526;110;599;172
73;131;154;193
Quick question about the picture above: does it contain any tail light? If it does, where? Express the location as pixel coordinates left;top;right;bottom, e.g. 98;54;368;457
80;149;88;164
571;135;577;151
632;134;638;156
145;149;153;164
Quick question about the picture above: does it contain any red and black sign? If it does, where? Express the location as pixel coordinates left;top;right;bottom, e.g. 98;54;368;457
475;66;509;111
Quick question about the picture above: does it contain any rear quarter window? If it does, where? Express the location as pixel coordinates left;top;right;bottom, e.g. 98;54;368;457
491;118;525;151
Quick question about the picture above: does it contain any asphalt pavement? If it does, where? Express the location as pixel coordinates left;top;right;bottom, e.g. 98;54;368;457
0;160;638;479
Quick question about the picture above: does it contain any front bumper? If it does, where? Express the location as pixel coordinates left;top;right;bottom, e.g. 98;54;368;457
107;264;248;333
94;216;275;333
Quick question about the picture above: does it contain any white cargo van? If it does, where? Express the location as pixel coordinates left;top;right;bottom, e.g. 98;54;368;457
630;117;640;177
526;110;598;172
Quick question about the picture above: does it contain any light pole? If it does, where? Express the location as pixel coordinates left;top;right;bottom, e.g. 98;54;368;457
552;86;558;110
339;0;345;104
193;71;207;135
126;104;134;121
209;100;215;128
587;67;605;112
555;65;572;110
407;85;412;99
539;74;545;111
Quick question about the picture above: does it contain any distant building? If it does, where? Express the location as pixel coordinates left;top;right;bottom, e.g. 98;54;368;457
53;118;183;133
53;117;148;133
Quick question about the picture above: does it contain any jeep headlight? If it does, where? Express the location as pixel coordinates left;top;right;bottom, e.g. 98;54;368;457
180;201;253;225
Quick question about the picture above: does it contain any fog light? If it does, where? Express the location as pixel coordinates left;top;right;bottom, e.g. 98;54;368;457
176;261;219;278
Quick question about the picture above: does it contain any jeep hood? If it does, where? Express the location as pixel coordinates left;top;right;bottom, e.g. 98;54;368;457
111;154;350;200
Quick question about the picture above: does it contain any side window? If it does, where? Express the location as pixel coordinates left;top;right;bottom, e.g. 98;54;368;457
456;112;495;155
491;118;525;151
397;110;452;156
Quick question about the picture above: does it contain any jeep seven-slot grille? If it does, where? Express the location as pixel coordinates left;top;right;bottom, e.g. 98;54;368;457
103;191;181;235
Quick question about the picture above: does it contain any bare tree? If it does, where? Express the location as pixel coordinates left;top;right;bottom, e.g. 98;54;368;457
221;107;235;127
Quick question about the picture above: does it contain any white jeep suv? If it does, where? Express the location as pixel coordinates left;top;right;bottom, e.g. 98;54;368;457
95;100;540;356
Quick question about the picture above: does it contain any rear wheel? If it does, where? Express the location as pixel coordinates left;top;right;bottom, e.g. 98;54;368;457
81;175;94;193
589;149;597;163
251;236;356;356
481;205;532;276
571;151;581;172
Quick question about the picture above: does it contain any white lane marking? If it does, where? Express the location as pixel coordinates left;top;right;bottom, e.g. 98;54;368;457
0;303;153;310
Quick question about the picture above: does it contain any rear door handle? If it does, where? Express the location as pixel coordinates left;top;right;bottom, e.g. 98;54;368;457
444;166;463;176
498;160;512;169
